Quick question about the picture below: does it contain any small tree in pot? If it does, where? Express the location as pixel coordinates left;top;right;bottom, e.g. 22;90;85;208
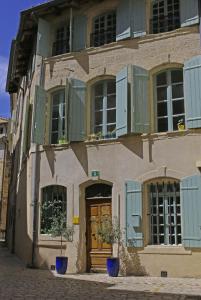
97;216;121;277
48;212;74;275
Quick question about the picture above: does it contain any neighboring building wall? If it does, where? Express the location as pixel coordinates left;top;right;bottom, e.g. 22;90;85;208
6;0;201;277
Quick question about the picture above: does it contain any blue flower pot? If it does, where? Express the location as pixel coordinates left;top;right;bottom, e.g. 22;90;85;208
106;257;119;277
56;256;68;274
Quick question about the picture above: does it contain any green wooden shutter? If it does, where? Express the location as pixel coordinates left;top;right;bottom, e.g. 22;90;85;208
131;65;149;133
22;98;30;154
126;180;143;247
116;0;131;41
184;55;201;129
36;18;51;57
132;0;146;37
73;15;87;52
181;175;201;247
180;0;199;27
32;85;46;145
116;66;128;137
68;79;86;142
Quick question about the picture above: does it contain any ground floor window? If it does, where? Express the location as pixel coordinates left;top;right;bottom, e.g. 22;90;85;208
40;185;67;234
149;180;181;245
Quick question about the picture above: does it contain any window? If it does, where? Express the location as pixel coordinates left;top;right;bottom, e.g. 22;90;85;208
0;127;3;134
149;180;181;245
151;0;180;34
52;25;70;56
91;12;116;47
41;185;66;234
156;69;185;132
93;80;116;139
51;90;66;144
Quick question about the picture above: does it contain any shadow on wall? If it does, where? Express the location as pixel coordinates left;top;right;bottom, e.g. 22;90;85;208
44;147;56;177
120;245;148;276
121;136;143;159
71;143;88;176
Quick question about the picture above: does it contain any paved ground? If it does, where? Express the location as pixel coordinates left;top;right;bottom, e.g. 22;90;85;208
1;243;201;299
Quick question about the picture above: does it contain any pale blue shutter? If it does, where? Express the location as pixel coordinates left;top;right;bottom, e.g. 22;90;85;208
22;98;29;154
32;86;46;144
73;15;87;52
126;181;143;247
180;0;199;27
68;79;86;142
132;0;146;37
131;66;149;133
181;175;201;247
116;66;128;137
36;18;51;57
116;0;131;41
184;55;201;129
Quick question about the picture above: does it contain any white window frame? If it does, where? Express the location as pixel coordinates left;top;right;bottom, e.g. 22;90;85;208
155;69;185;132
92;80;116;139
50;89;66;144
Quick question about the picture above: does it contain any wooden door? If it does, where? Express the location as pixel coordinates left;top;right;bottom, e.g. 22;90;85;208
86;199;112;272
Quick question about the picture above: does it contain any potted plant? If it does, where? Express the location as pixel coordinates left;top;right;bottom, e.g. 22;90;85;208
97;216;121;277
58;136;68;145
48;212;74;275
177;119;185;131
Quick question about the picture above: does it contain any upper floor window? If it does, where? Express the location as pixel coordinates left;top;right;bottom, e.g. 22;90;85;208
41;185;66;234
51;89;66;144
91;12;116;47
93;80;116;139
156;69;185;132
149;180;181;245
0;127;3;134
151;0;180;34
52;25;70;56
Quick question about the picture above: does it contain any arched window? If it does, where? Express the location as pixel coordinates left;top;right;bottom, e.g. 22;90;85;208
51;89;66;144
92;80;116;139
148;179;181;245
91;12;116;47
151;0;180;34
41;185;67;234
155;69;185;132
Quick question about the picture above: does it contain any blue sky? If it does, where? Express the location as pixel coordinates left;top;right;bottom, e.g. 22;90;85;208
0;0;47;118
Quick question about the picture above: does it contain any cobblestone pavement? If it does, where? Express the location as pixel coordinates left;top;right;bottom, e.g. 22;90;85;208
1;243;201;300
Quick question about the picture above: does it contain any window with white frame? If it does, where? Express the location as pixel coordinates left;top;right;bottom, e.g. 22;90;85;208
149;180;181;245
156;69;185;132
91;12;116;47
51;89;66;144
41;185;66;234
52;25;70;56
93;80;116;139
151;0;180;34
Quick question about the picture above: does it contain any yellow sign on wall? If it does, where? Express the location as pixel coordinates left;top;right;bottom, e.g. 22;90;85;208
73;216;80;225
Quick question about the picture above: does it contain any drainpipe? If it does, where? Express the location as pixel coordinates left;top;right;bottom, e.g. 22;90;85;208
69;7;73;52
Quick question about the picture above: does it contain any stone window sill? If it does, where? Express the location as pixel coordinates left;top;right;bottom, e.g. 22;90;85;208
139;245;192;255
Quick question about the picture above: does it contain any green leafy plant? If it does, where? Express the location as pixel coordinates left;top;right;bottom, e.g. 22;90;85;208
97;216;121;250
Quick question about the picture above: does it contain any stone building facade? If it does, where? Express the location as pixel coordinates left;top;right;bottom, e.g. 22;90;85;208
6;0;201;277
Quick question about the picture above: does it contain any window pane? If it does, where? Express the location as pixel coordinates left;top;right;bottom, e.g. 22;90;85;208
158;118;168;132
107;81;116;95
51;132;58;144
171;70;183;83
107;109;116;124
157;87;167;101
94;126;102;134
157;72;167;85
53;94;60;105
52;106;59;118
95;97;103;110
95;111;102;125
172;84;184;99
95;84;103;96
157;102;167;117
52;119;59;131
173;100;184;115
107;95;116;109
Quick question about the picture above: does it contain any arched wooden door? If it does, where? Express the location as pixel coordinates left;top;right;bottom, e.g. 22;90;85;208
86;184;112;272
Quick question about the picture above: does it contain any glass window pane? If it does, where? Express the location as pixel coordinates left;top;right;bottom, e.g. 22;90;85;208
51;132;58;144
52;106;59;118
95;84;103;96
158;118;168;132
171;70;183;83
95;111;102;125
95;126;102;134
53;94;60;105
107;110;116;124
158;102;167;117
107;81;116;95
172;84;184;99
173;100;184;115
157;87;167;101
52;119;59;131
157;72;167;85
107;95;116;109
107;124;116;134
95;97;103;110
